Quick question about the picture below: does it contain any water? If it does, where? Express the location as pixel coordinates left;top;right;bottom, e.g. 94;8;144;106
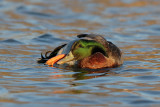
0;0;160;107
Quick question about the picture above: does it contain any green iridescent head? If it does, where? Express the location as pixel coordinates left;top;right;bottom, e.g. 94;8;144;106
72;39;107;60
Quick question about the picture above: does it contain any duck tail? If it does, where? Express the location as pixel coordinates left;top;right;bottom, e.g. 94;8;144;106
37;44;67;63
37;52;50;63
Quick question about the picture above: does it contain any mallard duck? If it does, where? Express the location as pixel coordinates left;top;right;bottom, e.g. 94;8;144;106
37;34;123;69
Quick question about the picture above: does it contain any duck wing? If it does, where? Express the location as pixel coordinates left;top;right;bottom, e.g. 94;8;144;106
107;41;123;65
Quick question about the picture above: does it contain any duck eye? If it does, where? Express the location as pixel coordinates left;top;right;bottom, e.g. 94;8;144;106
78;44;84;48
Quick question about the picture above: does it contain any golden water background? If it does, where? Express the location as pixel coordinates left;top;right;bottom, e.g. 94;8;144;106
0;0;160;106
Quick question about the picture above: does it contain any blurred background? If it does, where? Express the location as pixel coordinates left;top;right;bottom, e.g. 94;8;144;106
0;0;160;107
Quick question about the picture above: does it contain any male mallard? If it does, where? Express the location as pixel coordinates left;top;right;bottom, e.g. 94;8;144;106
37;34;123;69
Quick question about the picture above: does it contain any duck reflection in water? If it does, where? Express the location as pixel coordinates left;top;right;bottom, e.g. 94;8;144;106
50;68;119;94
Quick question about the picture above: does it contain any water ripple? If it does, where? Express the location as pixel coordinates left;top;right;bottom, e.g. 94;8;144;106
0;0;160;106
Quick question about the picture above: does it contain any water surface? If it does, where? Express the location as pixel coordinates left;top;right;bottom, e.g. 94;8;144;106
0;0;160;107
